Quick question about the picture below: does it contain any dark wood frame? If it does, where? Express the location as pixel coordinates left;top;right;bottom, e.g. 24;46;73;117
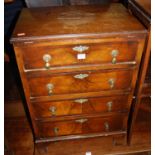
128;0;151;145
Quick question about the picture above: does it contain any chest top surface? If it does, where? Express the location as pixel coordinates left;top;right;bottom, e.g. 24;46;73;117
11;3;146;42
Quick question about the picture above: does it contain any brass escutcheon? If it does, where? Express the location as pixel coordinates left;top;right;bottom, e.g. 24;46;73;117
75;118;88;123
72;45;89;53
74;99;88;104
74;73;89;79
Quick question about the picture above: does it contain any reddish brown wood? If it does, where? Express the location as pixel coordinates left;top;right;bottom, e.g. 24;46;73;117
4;0;14;3
135;0;151;15
5;117;150;155
141;83;151;96
30;89;131;103
32;95;130;118
10;4;146;43
13;44;39;136
128;30;151;145
129;0;151;19
11;3;147;148
36;114;127;138
4;100;26;118
128;0;151;145
20;41;138;70
28;69;133;97
128;0;150;28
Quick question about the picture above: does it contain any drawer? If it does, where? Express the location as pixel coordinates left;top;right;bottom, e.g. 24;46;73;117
21;42;138;70
32;95;129;118
28;69;133;97
36;115;127;138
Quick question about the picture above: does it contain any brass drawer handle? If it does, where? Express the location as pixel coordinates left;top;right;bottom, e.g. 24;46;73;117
74;99;88;104
74;73;89;79
53;127;59;135
72;45;89;53
46;83;54;96
108;78;115;88
107;101;113;112
111;50;119;64
104;122;109;131
43;54;52;69
75;118;88;123
49;106;57;115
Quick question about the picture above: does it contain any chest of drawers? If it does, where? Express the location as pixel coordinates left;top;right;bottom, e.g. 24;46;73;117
11;3;147;148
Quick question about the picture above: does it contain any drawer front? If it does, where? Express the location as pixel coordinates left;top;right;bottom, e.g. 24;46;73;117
28;70;133;97
37;115;127;138
33;95;129;118
22;42;138;69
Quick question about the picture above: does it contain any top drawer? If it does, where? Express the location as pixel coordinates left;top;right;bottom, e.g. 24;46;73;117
20;41;138;70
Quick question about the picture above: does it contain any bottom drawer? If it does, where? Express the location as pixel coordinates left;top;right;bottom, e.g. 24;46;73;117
36;114;127;138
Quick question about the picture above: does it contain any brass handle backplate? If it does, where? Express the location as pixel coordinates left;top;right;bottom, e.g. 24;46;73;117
46;83;54;96
74;99;88;104
75;118;88;123
107;101;113;112
72;45;89;53
43;54;52;69
112;57;117;64
74;74;89;79
49;106;57;115
111;50;119;64
108;78;115;88
104;122;109;131
53;127;59;135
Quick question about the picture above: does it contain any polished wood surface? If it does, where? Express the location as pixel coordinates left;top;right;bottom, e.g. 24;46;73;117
32;95;130;118
128;0;150;28
11;4;146;42
4;117;150;155
128;0;151;145
19;41;138;69
11;3;147;146
129;29;151;145
133;0;151;15
36;114;127;138
28;69;133;97
141;83;151;96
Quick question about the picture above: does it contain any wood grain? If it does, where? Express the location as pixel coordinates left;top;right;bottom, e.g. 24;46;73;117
128;0;151;145
11;3;147;145
28;69;133;97
36;114;127;138
18;41;138;70
32;95;130;118
11;4;146;43
4;117;150;155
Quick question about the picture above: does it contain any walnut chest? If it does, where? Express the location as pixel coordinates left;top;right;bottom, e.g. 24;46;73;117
11;3;147;145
